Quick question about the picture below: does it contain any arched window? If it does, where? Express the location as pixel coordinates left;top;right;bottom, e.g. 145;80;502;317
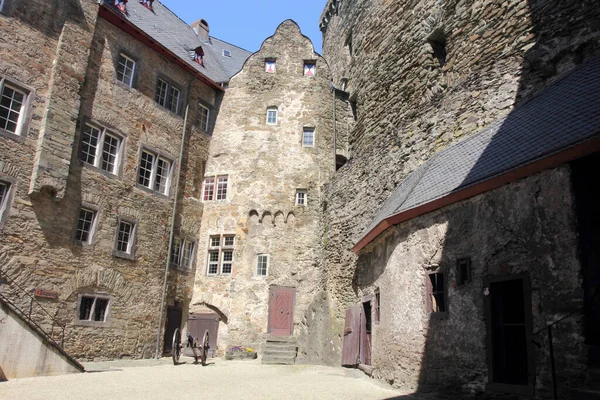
266;107;278;125
194;46;204;66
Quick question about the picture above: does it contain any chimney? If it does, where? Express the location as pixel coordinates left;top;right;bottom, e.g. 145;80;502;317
191;19;210;42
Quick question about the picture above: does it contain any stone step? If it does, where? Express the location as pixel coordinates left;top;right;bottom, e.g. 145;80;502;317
262;354;296;365
263;348;297;357
264;343;298;350
264;336;298;343
569;389;600;400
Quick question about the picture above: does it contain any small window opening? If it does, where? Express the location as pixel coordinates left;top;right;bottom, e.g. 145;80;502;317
349;100;358;122
114;0;127;14
304;61;316;77
345;32;353;57
223;49;232;57
374;288;381;324
265;59;276;73
194;46;204;66
427;29;447;67
256;254;269;276
266;107;278;125
457;258;472;285
78;295;109;322
139;0;153;10
295;189;307;206
428;272;447;313
336;154;347;170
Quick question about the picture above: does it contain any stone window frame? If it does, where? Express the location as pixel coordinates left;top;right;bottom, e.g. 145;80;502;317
256;254;269;277
112;215;138;261
302;127;315;147
73;202;101;247
170;234;197;271
0;175;16;231
154;74;184;115
303;60;317;77
266;106;278;125
78;120;126;179
456;257;472;286
202;175;229;202
197;101;211;133
206;234;235;276
75;293;113;327
265;58;276;73
136;144;176;198
115;51;139;89
426;269;449;319
0;75;35;143
295;189;307;206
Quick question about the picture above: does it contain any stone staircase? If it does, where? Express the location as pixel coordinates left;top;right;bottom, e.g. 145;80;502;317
261;336;298;365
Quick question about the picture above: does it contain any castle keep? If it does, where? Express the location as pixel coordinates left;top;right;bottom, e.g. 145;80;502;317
1;0;600;398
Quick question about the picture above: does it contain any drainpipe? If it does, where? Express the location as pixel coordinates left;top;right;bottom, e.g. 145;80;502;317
330;81;337;172
154;79;194;359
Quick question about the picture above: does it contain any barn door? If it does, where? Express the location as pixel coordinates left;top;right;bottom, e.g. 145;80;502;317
187;313;220;358
268;286;295;336
341;305;362;366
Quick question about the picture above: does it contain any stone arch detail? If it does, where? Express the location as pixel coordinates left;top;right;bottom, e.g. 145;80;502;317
285;212;296;224
260;211;273;224
273;211;285;226
196;302;229;324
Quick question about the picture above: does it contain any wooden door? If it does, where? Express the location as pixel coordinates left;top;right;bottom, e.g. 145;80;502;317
163;306;182;353
187;313;219;357
341;305;362;366
268;286;295;336
360;300;372;365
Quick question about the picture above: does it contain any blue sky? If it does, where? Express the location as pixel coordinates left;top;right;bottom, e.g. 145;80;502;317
162;0;326;54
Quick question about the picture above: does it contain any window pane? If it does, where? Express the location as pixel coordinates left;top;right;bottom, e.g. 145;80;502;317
216;176;228;200
117;55;135;87
169;87;180;114
117;221;133;253
267;109;277;124
203;177;215;201
0;84;25;134
170;238;182;265
79;296;94;320
221;250;233;274
101;133;120;174
0;181;8;210
302;128;315;147
265;60;276;73
76;208;95;243
208;251;219;274
257;255;268;276
223;236;234;247
304;63;316;76
182;241;194;268
94;298;108;321
296;191;306;205
138;151;154;188
154;158;171;194
81;124;101;165
155;79;168;107
210;236;220;247
198;105;209;131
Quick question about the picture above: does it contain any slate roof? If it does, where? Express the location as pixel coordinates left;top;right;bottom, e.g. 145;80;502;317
359;56;600;248
103;1;251;83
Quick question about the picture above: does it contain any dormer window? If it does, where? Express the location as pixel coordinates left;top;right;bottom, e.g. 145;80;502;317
223;49;231;57
114;0;127;14
265;59;276;73
194;46;204;67
139;0;153;10
304;62;316;77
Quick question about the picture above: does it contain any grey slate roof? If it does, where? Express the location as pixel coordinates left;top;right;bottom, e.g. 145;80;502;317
360;56;600;244
104;1;251;83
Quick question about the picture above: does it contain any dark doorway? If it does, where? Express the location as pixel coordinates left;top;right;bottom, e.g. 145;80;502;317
571;152;600;366
163;306;182;354
187;313;219;358
268;286;295;336
485;275;534;395
360;300;372;366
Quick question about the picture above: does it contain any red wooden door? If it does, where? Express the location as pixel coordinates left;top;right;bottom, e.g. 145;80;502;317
341;305;362;366
268;286;295;336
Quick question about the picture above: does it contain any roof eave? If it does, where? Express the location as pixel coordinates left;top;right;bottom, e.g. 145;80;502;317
98;4;224;92
352;134;600;254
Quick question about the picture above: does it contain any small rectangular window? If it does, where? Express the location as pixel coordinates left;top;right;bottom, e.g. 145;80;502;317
203;175;229;201
198;104;210;132
216;176;228;200
137;149;173;195
266;108;278;125
75;208;96;244
0;180;12;225
116;220;135;255
302;128;315;147
303;61;316;77
457;258;472;285
78;295;110;322
265;59;276;73
209;235;220;248
155;79;168;107
221;250;233;274
223;235;234;247
0;82;28;136
256;254;268;276
155;78;181;114
206;234;235;276
169;87;180;114
207;251;219;275
428;272;447;313
374;288;381;324
203;176;215;201
80;123;123;176
296;189;307;206
117;53;136;87
170;237;196;269
223;49;232;57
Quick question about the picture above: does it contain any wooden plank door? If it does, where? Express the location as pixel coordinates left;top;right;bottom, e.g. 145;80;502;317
187;313;220;357
268;286;295;336
341;305;362;366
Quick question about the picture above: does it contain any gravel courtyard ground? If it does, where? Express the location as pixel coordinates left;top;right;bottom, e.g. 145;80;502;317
0;357;418;400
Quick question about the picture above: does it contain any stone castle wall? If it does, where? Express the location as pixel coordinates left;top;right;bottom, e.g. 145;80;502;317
318;0;600;365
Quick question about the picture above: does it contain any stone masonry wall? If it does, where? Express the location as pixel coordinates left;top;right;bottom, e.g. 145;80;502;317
189;20;335;360
0;2;216;360
318;0;600;365
356;167;584;396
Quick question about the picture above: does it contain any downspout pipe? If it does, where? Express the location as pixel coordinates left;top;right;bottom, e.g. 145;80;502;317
154;79;194;359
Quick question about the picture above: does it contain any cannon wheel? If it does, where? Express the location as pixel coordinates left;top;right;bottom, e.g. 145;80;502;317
201;329;209;366
172;327;181;365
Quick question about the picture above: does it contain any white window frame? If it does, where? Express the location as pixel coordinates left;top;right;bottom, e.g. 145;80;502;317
75;207;98;244
202;175;228;202
303;62;316;77
137;148;173;196
0;77;30;137
296;189;307;206
116;53;136;87
80;122;123;176
76;294;111;326
170;237;196;269
114;217;137;258
198;103;210;132
266;107;278;125
256;254;269;277
206;234;235;276
265;59;276;73
302;127;315;147
155;78;181;114
222;49;231;57
0;179;14;229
